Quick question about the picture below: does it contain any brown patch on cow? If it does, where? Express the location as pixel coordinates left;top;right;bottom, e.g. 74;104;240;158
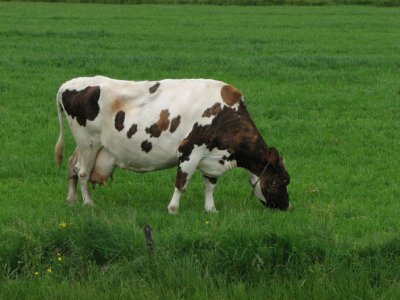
168;206;177;213
149;82;160;94
178;102;267;175
62;86;101;126
204;176;217;185
127;124;138;138
219;160;225;165
141;140;152;153
179;138;189;148
202;102;222;118
111;99;124;114
175;167;188;191
145;109;170;138
169;115;181;133
114;111;125;131
221;85;242;106
90;166;114;185
90;171;108;185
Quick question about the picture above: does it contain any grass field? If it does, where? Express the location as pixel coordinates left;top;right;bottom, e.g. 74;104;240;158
1;3;400;299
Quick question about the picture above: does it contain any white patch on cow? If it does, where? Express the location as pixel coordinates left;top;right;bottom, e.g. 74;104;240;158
178;145;236;179
196;114;218;127
176;144;207;191
196;102;237;127
198;149;236;178
179;144;206;167
229;102;240;111
204;177;217;213
168;188;182;214
249;173;266;204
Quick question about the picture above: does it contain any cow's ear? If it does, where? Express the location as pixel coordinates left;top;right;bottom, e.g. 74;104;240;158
266;147;280;166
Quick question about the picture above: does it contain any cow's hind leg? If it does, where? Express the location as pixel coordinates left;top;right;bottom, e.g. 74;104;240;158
67;149;79;203
203;176;218;213
76;145;101;206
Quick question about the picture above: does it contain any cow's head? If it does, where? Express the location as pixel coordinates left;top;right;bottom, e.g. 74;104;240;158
250;147;290;211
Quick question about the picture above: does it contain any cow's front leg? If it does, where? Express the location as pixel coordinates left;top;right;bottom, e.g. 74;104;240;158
204;176;218;213
168;156;202;214
168;188;183;215
168;166;192;214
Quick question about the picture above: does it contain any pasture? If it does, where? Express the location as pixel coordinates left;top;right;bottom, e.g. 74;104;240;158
0;3;400;298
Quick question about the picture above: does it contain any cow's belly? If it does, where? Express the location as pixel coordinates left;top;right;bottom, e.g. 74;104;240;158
101;131;181;172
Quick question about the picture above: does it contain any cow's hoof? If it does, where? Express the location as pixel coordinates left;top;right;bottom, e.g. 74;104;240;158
205;206;218;213
67;196;77;204
83;201;95;207
168;206;178;214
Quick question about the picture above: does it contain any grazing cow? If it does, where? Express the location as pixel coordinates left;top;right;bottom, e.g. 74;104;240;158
55;76;290;213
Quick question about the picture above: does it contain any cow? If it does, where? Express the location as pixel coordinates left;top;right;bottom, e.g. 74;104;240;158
54;76;290;213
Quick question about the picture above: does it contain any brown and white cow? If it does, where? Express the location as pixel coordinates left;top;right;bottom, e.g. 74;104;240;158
55;76;290;213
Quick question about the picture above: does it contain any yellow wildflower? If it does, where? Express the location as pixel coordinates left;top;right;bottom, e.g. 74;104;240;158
47;267;52;273
34;271;40;276
59;222;68;229
205;220;210;225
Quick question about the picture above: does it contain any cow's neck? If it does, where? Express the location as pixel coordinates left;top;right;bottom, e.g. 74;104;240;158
227;104;270;177
233;139;269;177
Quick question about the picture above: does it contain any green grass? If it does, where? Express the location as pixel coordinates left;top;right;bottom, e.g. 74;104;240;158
1;3;400;299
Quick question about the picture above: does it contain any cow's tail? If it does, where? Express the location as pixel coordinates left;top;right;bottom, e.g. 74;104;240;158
55;92;65;166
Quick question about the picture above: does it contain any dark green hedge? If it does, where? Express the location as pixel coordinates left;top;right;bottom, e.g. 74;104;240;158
2;0;400;6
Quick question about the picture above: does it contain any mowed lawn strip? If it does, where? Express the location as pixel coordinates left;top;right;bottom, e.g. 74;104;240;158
0;3;399;298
